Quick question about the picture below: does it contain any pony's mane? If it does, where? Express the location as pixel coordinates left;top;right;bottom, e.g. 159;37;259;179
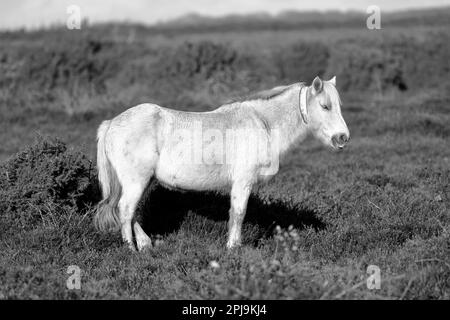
224;81;342;106
226;83;302;104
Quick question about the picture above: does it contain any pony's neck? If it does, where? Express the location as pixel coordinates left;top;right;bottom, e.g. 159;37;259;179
250;83;310;156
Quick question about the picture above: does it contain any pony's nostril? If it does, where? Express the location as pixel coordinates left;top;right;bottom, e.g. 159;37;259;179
332;133;348;148
339;134;347;144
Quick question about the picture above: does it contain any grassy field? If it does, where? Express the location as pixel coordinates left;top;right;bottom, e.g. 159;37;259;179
0;12;449;299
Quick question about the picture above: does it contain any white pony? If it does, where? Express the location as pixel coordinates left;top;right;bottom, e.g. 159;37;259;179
94;76;349;251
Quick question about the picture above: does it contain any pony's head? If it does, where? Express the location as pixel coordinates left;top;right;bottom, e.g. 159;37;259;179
299;76;350;150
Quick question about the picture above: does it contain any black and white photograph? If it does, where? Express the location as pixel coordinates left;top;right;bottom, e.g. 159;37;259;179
0;0;449;304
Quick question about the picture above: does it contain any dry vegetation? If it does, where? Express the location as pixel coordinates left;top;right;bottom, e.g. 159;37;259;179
0;9;449;299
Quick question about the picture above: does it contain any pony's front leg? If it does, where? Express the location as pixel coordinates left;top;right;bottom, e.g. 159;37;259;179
227;179;253;249
133;221;152;251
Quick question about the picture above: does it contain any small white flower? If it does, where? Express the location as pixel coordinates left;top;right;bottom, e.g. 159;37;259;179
209;260;220;269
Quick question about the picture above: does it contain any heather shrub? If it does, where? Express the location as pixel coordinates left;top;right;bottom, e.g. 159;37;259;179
327;32;450;93
327;42;406;93
273;41;329;83
6;37;119;94
0;137;97;231
0;52;23;89
385;32;450;90
147;41;278;109
153;41;240;82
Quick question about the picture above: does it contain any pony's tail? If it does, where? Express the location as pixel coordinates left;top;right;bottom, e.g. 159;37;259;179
94;120;122;232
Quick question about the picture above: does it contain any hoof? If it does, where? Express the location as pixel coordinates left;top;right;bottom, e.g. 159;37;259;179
226;241;241;251
136;237;152;252
125;241;137;252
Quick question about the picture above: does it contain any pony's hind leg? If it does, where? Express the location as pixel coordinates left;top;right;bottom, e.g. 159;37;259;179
116;167;154;251
118;183;144;251
108;107;161;251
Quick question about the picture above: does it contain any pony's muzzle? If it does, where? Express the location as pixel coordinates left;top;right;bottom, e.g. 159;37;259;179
332;133;349;149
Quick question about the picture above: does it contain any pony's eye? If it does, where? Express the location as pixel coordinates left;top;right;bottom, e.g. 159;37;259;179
321;103;330;110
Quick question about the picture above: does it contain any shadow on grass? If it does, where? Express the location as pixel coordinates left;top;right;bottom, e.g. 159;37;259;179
137;182;326;242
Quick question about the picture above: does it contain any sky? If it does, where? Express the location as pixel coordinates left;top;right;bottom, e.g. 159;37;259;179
0;0;449;30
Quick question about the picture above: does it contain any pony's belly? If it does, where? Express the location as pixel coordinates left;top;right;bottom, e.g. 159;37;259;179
155;162;230;191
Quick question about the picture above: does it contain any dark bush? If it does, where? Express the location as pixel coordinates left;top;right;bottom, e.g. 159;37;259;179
145;41;279;109
327;42;406;93
0;137;97;231
10;37;119;93
385;32;450;90
273;41;329;83
0;52;23;89
327;33;450;93
154;41;239;81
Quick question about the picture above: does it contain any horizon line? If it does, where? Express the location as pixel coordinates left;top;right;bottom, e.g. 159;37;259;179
1;4;449;32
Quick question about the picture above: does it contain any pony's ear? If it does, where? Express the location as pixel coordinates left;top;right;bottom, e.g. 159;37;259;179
311;76;323;95
329;76;336;86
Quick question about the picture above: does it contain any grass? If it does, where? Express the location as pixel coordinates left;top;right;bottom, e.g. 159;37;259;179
0;22;449;299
